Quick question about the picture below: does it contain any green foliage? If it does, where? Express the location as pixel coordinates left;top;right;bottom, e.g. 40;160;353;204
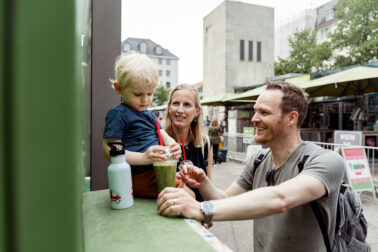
329;0;378;67
274;57;296;76
275;0;378;74
153;85;171;106
312;41;333;72
274;29;332;75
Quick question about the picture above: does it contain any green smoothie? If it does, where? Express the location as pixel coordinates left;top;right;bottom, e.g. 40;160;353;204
153;160;177;192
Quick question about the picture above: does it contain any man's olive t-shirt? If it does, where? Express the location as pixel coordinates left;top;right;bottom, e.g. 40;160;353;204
235;142;344;252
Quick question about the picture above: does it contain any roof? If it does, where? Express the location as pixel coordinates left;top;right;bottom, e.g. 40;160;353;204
271;73;306;81
121;37;178;58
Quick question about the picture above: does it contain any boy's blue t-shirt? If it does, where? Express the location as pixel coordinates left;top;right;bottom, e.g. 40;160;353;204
103;103;162;175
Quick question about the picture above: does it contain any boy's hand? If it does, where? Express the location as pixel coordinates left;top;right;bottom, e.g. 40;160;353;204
169;142;182;159
143;145;167;163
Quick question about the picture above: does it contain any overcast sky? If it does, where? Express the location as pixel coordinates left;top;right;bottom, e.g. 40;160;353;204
122;0;330;84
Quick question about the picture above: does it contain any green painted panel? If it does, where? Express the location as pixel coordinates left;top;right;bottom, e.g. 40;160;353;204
0;0;5;250
11;0;83;251
83;190;215;252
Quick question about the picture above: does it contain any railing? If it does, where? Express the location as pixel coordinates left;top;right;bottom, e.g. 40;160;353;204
222;132;378;187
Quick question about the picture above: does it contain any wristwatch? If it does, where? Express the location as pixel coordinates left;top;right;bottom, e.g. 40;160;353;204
200;201;215;224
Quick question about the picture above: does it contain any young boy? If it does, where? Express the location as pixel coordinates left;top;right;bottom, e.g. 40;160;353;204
103;51;181;198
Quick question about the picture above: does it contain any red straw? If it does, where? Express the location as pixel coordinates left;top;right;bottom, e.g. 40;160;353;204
180;134;187;164
155;119;163;146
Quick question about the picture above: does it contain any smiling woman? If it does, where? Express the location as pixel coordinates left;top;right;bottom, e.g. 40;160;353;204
163;84;213;201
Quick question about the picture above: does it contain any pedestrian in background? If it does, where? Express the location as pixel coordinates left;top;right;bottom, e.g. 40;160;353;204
208;119;222;164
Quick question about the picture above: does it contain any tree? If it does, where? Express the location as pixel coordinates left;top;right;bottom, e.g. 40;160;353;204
152;85;170;106
274;29;332;75
329;0;378;68
274;57;296;76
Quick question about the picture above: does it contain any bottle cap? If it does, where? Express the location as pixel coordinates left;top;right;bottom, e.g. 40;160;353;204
108;142;125;156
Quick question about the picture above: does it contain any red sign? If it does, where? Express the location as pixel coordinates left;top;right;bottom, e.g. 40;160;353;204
343;148;365;160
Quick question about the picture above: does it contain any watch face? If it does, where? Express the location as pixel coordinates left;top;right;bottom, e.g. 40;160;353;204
201;202;214;224
202;202;215;216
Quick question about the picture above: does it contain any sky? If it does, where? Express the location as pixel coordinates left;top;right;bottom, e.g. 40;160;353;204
122;0;331;85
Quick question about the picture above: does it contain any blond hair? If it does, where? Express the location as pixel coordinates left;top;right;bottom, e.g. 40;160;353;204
163;84;204;147
111;51;158;90
210;119;218;127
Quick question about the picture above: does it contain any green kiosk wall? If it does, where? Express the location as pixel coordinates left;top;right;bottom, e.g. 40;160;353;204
1;0;89;251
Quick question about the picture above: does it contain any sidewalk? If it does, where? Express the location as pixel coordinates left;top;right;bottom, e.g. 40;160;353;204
210;161;378;252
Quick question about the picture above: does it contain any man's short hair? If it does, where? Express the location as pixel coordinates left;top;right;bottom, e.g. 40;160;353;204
266;81;309;127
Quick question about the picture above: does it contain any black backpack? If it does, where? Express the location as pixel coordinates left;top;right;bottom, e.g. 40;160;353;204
253;149;370;252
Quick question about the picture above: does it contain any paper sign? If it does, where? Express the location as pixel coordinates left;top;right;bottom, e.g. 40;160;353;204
243;127;255;144
185;219;233;252
341;148;374;191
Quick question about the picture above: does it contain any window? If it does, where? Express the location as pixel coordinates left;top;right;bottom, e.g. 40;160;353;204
139;42;147;53
155;46;163;54
158;70;162;76
122;43;131;52
257;41;261;62
322;28;329;39
158;58;162;65
248;41;253;61
325;11;334;21
166;82;171;89
240;40;245;61
166;70;171;77
166;59;171;65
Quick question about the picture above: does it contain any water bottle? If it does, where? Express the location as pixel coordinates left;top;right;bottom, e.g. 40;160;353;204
108;142;133;209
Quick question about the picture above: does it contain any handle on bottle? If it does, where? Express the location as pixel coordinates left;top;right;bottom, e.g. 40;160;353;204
107;142;124;150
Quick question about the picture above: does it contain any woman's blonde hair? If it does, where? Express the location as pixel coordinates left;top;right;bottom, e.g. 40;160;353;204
111;51;158;90
163;84;204;147
210;119;218;127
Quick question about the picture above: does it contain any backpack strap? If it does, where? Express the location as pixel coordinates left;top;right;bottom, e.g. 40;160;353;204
252;148;271;178
297;154;332;252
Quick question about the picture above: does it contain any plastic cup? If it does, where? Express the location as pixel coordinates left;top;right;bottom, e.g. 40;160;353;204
153;160;177;192
178;160;193;171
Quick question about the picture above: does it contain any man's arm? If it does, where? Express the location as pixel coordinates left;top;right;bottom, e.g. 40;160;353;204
157;174;325;221
211;174;326;221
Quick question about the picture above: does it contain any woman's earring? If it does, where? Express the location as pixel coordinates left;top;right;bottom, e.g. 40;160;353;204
192;116;198;123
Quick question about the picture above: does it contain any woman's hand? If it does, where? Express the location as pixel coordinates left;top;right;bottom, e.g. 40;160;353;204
157;187;203;221
179;164;207;188
142;145;167;163
169;142;182;159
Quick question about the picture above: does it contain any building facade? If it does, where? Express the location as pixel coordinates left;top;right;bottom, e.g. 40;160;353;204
121;38;179;89
275;9;317;60
203;0;274;120
275;0;340;68
315;0;341;70
203;1;274;96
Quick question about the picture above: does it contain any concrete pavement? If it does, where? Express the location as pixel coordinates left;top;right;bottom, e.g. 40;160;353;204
209;161;378;252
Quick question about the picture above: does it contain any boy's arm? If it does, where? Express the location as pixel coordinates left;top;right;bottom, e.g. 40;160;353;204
160;130;181;159
160;129;176;145
102;138;120;161
103;138;167;165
